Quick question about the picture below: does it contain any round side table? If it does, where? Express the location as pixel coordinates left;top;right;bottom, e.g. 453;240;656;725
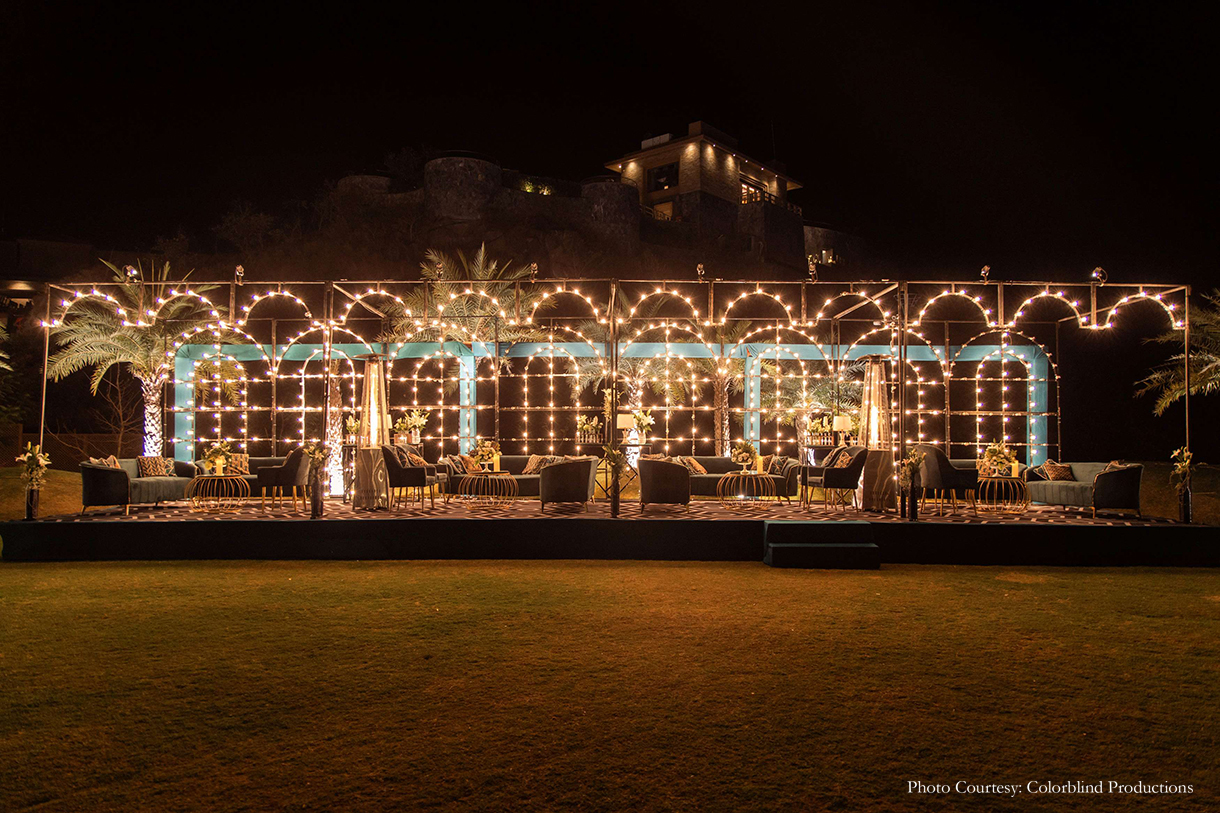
186;474;251;512
975;476;1030;516
717;470;776;513
458;471;519;508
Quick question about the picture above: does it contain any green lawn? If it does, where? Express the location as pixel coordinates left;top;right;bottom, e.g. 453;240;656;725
1;561;1217;811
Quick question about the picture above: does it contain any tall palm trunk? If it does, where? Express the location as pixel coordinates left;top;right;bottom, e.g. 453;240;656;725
325;362;344;492
713;376;729;456
140;376;164;456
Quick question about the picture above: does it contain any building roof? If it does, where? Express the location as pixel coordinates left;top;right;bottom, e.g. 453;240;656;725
605;122;803;192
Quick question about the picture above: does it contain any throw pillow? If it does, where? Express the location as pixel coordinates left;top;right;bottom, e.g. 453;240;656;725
164;457;179;476
229;453;250;475
89;455;121;469
768;455;791;474
457;453;481;473
406;451;428;467
759;454;774;472
680;456;707;474
834;452;855;468
136;455;172;477
391;446;411;467
521;454;546;474
1042;460;1074;481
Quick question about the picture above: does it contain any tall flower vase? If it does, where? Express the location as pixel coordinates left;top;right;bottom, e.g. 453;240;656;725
310;473;324;519
24;487;39;521
1179;486;1192;524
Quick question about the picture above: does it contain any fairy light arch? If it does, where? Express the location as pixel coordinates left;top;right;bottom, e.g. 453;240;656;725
1101;290;1185;330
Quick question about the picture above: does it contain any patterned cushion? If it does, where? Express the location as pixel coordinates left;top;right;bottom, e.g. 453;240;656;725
768;455;791;474
406;450;428;467
834;452;855;468
759;454;774;472
390;446;412;467
457;453;481;473
136;456;173;477
1042;460;1075;481
538;455;568;470
228;453;250;475
89;455;121;469
521;454;547;474
678;456;707;474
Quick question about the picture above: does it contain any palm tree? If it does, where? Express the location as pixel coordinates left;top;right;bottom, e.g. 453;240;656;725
386;245;550;346
0;324;11;372
1137;290;1220;415
48;260;223;456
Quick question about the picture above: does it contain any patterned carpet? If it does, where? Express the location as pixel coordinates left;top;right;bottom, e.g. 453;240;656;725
51;496;1171;526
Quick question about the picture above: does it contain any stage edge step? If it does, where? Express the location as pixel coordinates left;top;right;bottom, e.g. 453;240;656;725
763;521;880;569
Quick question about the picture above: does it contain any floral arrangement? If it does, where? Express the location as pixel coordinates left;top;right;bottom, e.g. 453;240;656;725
16;442;51;490
1170;446;1197;495
802;414;834;443
730;440;757;466
303;441;329;477
343;414;360;437
632;408;654;436
472;438;501;463
978;441;1017;477
576;415;602;437
402;409;430;432
897;448;926;491
202;440;233;467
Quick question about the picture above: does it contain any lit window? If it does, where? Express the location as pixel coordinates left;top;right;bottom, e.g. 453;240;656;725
647;163;679;192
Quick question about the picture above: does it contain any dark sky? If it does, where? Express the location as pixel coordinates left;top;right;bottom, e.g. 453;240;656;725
4;2;1216;285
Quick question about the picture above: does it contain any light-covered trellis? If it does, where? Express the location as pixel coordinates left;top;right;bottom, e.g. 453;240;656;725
38;277;1192;476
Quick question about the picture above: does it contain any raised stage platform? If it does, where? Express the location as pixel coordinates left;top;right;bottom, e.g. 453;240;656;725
1;499;1214;566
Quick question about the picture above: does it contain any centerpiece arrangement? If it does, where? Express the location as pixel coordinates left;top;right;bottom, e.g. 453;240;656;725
16;442;51;521
730;440;758;471
395;409;429;445
303;440;329;518
576;415;602;445
472;438;501;470
977;441;1018;478
202;440;233;475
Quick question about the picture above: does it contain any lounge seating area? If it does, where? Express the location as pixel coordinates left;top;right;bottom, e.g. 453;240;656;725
75;445;1145;524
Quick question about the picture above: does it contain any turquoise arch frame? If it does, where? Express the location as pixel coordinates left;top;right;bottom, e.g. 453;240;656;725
172;339;1050;464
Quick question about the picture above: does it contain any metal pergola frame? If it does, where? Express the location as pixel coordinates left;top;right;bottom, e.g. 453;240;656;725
38;277;1191;467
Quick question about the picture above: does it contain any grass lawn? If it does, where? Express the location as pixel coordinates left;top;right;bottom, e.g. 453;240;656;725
1;561;1217;811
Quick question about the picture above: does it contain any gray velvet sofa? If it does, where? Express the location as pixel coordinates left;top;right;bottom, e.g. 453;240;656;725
191;456;287;486
1026;462;1143;517
80;458;199;514
682;455;801;501
437;454;598;500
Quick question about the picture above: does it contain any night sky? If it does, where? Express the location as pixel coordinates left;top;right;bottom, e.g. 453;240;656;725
4;2;1216;286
